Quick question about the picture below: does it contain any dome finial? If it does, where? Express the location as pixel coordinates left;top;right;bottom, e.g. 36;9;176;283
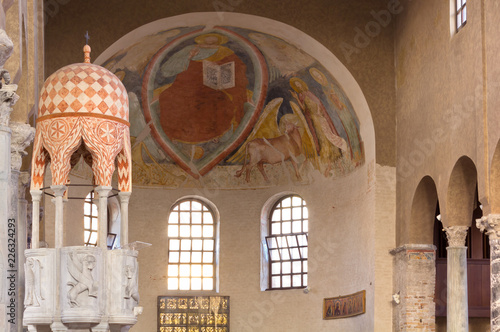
83;31;91;63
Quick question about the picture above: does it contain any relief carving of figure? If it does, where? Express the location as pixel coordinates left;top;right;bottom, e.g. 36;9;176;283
67;252;98;307
24;258;44;307
124;263;139;303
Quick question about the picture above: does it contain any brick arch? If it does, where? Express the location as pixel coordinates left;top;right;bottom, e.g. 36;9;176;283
409;176;438;244
490;139;500;213
445;156;477;227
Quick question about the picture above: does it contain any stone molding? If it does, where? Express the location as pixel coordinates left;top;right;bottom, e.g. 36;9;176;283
443;226;469;247
476;214;500;240
389;244;436;255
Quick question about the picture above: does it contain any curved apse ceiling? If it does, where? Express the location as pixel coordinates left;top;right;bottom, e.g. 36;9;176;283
90;14;369;189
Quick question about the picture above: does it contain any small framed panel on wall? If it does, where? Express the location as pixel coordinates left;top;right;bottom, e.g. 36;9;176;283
158;296;230;332
323;290;365;319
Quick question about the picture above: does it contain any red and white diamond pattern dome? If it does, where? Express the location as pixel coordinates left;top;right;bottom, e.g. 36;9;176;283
31;45;132;193
38;63;128;122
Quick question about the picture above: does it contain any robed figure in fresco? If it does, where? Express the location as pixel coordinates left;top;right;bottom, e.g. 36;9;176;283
158;33;249;143
309;67;363;164
289;77;347;176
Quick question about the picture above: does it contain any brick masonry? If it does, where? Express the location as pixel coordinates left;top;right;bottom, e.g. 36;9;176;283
392;244;436;331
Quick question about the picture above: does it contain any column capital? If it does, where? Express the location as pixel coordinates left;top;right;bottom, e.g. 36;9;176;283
50;185;67;197
118;191;132;202
30;189;43;200
95;185;113;198
476;214;500;240
443;225;469;247
10;121;35;170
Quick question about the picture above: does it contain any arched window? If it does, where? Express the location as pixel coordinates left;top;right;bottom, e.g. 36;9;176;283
84;191;98;246
266;195;308;290
167;199;217;291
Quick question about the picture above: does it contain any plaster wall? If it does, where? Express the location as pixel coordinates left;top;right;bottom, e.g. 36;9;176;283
42;161;378;331
374;165;396;332
42;0;396;167
484;1;500;214
36;1;395;330
395;0;484;244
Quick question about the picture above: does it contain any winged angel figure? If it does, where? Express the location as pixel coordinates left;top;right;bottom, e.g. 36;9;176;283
230;97;317;182
67;252;98;307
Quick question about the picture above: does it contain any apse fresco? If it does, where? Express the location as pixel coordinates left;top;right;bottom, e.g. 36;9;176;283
92;25;364;187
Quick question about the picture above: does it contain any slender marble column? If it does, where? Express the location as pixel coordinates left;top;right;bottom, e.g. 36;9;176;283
9;123;34;332
444;225;469;332
118;192;131;247
51;186;66;249
29;190;42;249
476;214;500;332
16;172;29;332
50;186;66;332
0;90;13;332
96;186;112;249
94;186;111;332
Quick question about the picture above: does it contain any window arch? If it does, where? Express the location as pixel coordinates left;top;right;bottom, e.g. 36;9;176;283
166;198;218;291
84;191;98;246
265;195;308;290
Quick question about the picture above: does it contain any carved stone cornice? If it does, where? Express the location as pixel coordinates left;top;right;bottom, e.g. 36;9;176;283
10;122;35;171
443;225;469;247
476;214;500;240
0;84;18;127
